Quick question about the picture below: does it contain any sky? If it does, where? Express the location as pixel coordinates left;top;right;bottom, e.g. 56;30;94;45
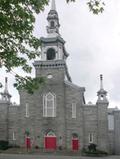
0;0;120;108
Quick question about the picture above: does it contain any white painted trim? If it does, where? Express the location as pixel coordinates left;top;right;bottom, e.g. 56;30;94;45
72;103;76;118
25;103;29;118
43;92;56;117
12;131;16;141
89;133;94;143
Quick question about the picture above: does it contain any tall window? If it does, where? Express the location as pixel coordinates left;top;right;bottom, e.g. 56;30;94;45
47;48;56;60
25;103;29;118
72;103;76;118
43;92;56;117
108;114;114;130
12;131;16;141
89;133;94;143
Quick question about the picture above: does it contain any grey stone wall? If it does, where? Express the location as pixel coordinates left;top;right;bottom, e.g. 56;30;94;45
65;83;85;150
114;111;120;154
97;103;109;152
83;105;98;147
18;64;67;148
0;101;9;141
8;105;20;145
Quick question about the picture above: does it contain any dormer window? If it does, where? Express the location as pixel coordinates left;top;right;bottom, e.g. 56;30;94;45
47;48;56;60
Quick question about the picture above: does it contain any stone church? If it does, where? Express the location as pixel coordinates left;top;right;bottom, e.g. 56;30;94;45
0;0;120;154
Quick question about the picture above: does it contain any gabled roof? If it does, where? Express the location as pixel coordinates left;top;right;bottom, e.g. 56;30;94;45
64;80;85;92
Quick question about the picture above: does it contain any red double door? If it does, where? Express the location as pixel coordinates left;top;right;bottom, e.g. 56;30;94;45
72;139;79;151
45;136;56;150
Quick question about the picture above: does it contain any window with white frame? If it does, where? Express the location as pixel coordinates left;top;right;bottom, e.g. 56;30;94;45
72;103;76;118
12;131;16;141
25;103;29;118
108;114;114;130
89;133;94;143
43;92;56;117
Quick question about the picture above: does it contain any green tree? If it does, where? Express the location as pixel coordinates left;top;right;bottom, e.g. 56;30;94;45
0;0;104;94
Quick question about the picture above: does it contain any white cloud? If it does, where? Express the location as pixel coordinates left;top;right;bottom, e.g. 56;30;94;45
1;0;120;108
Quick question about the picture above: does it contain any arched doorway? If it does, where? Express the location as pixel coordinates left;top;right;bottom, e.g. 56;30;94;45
72;133;79;151
44;130;56;150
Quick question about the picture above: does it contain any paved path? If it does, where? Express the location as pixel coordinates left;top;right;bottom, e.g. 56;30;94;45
0;154;120;159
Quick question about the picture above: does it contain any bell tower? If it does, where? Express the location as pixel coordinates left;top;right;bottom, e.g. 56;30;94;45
96;74;109;152
34;0;71;82
96;74;108;104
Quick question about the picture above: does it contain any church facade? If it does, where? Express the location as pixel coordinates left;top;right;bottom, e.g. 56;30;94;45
0;0;120;154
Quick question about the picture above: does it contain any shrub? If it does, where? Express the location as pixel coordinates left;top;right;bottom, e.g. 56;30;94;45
88;143;97;152
0;140;9;150
82;144;108;157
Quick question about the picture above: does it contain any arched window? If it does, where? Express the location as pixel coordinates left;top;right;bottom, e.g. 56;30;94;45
51;21;55;28
72;103;77;118
47;48;56;60
89;133;94;143
25;103;29;118
43;92;56;117
46;130;56;137
72;133;78;139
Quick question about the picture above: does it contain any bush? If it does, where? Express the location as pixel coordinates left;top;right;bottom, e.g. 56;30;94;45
0;140;9;150
82;144;108;157
88;143;97;152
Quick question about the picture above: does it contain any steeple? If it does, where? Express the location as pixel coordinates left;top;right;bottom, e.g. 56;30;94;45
97;74;108;104
0;77;11;102
37;0;71;82
47;0;60;36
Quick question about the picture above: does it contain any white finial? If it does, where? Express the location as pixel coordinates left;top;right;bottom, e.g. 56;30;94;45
100;74;103;89
51;0;56;10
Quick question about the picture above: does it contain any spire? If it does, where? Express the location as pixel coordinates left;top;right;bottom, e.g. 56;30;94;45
97;74;108;104
97;74;107;95
51;0;56;11
100;74;103;90
47;0;60;36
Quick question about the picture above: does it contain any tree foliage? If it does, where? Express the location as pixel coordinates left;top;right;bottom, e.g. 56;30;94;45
0;0;48;92
0;0;105;93
67;0;105;14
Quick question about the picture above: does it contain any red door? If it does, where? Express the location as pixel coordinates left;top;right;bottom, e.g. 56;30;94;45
72;139;79;151
25;137;31;149
45;136;56;150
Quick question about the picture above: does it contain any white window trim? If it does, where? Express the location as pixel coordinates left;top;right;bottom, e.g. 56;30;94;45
12;131;16;141
43;92;56;117
89;133;94;143
72;103;76;118
108;114;114;130
25;103;29;118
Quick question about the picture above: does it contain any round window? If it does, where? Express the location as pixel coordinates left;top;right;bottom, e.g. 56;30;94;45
47;74;53;79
